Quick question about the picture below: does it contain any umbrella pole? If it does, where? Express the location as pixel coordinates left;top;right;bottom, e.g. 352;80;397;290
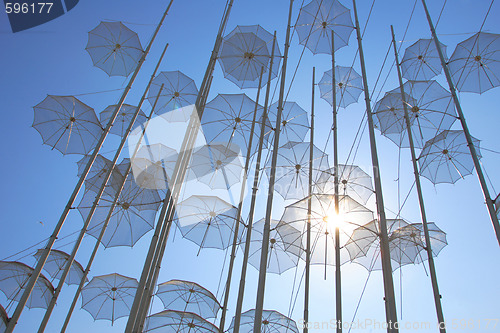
390;25;446;333
233;35;277;333
420;0;500;246
5;3;174;331
254;0;294;330
351;0;399;331
218;67;265;333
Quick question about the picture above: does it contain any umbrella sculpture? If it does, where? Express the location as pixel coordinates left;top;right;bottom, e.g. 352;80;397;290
78;160;162;248
33;249;87;286
81;273;138;324
0;261;54;310
131;143;178;190
418;129;482;184
400;39;446;81
174;195;243;251
373;80;457;149
318;66;363;108
147;71;199;118
448;32;500;94
267;141;329;201
32;95;103;155
295;0;355;54
244;218;303;275
314;164;374;204
99;104;147;138
155;280;220;318
188;143;243;190
218;25;281;89
395;223;448;264
267;101;310;145
86;21;144;77
144;310;218;332
228;309;299;333
202;93;270;157
77;154;124;196
0;304;7;332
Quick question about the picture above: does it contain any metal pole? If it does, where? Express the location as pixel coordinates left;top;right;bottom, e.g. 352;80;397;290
233;34;277;333
5;3;174;331
253;1;294;331
351;0;399;331
420;0;500;246
390;25;446;333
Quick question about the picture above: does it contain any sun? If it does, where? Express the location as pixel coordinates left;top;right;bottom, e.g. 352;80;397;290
322;210;347;231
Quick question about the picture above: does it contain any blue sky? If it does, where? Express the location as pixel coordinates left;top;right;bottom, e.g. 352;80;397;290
1;0;500;332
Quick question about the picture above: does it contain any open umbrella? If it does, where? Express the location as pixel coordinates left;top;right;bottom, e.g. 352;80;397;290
86;21;144;77
32;95;103;155
267;101;309;145
400;39;446;81
99;104;147;138
318;66;363;108
77;154;124;195
448;32;500;94
145;310;218;332
418;129;481;184
396;222;447;264
131;143;178;190
156;280;220;318
228;309;299;333
33;249;87;286
81;273;138;324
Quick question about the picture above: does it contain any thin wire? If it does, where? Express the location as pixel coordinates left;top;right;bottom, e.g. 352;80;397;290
347;271;372;333
72;88;125;97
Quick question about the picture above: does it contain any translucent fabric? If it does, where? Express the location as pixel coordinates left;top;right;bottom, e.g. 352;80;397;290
418;130;481;184
77;154;124;195
374;81;457;148
188;144;243;190
0;304;7;332
448;32;500;94
267;102;309;145
243;218;302;275
202;94;270;157
144;310;218;333
131;143;178;190
401;39;446;81
403;222;447;264
314;164;374;204
147;71;199;117
388;224;426;267
218;25;281;89
279;194;373;266
175;195;243;250
266;141;329;201
33;249;87;286
81;273;138;323
86;21;143;77
318;66;363;108
228;309;299;333
295;0;354;54
0;261;54;309
156;280;220;318
32;95;102;155
99;104;147;138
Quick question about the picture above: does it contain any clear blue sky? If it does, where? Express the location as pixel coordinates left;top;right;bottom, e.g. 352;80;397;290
1;0;499;332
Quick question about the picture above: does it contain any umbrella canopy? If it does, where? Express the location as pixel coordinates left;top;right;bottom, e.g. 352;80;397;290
400;39;446;81
448;32;500;94
243;218;303;275
99;104;147;138
295;0;354;54
267;101;310;144
144;310;219;333
32;95;103;155
373;80;457;148
267;141;329;201
147;71;199;117
315;164;374;204
318;66;363;108
0;303;7;332
0;261;54;309
81;273;138;324
155;280;220;318
202;93;270;157
228;309;299;333
218;25;281;89
396;222;448;264
77;154;124;195
418;129;481;184
131;143;178;190
33;249;87;286
175;195;243;250
85;21;143;77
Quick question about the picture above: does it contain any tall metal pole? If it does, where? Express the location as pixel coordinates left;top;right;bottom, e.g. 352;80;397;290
351;0;399;331
219;67;265;333
420;0;500;246
233;34;277;333
253;1;294;331
5;3;174;331
390;25;446;333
